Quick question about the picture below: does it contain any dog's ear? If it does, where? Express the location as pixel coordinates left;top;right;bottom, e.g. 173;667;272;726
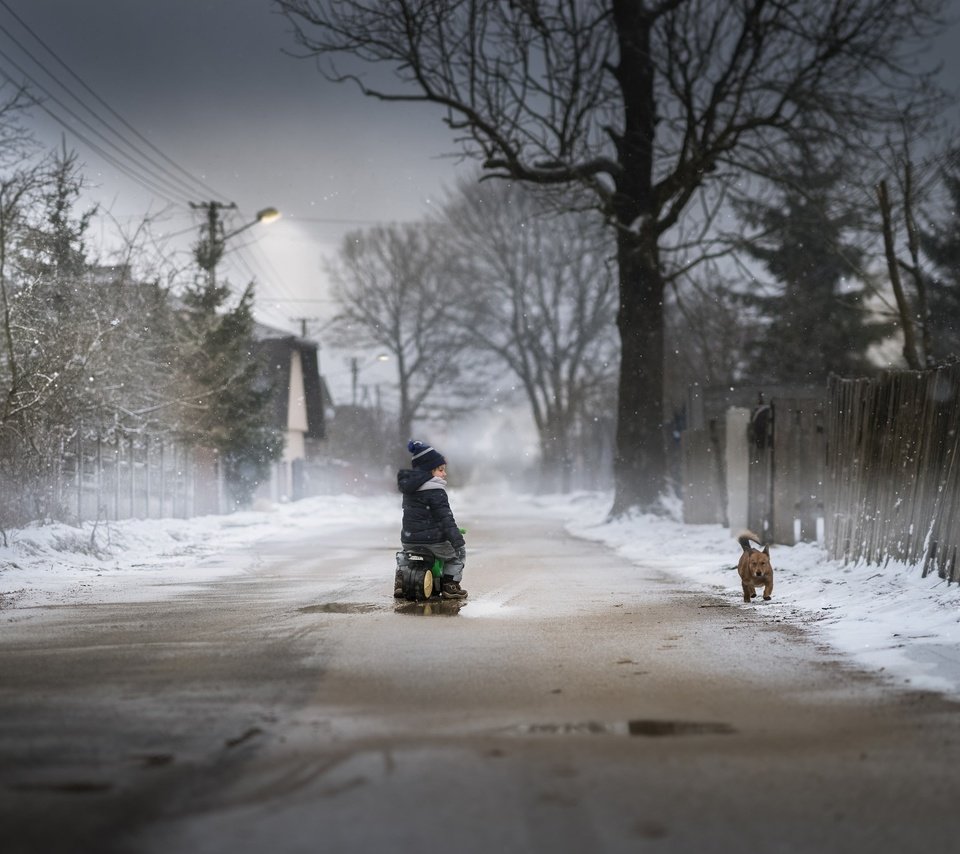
762;545;770;555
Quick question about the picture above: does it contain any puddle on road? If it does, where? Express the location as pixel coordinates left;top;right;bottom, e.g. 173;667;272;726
224;726;264;749
394;599;465;617
297;600;464;617
298;603;383;615
510;719;736;738
627;719;736;737
10;780;114;794
132;753;174;767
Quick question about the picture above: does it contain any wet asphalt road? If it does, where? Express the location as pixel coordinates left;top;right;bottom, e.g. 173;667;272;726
2;506;960;853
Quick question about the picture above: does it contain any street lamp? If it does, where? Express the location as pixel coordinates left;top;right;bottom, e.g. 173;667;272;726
223;206;282;241
191;201;281;286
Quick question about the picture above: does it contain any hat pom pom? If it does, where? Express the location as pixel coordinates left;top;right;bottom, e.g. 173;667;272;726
408;439;426;454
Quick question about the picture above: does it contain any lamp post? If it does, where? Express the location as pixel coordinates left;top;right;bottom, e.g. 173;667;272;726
190;201;281;287
351;352;391;406
225;206;282;239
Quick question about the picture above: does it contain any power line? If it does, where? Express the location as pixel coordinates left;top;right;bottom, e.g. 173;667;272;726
0;60;191;206
0;0;228;203
0;22;199;200
232;244;303;310
0;45;196;205
220;207;305;302
283;214;442;227
286;215;396;225
0;5;323;328
256;297;337;303
290;316;319;337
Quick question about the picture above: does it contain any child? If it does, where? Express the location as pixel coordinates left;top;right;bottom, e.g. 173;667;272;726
396;440;467;598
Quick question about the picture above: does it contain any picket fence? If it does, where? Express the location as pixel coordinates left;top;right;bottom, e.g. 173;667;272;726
826;365;960;580
0;430;223;528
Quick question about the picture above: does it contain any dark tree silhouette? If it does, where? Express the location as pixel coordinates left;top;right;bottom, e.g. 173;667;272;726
736;152;890;383
921;158;960;362
277;0;946;513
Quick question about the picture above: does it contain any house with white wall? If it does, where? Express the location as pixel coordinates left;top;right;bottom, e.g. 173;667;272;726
254;327;327;501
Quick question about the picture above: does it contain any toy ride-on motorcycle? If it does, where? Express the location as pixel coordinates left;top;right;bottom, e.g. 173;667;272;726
394;548;445;600
394;528;466;601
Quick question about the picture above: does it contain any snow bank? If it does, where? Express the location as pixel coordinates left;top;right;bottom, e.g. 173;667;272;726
0;494;397;609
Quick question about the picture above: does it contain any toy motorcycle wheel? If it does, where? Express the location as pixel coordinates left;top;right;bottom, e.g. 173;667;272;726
399;565;433;600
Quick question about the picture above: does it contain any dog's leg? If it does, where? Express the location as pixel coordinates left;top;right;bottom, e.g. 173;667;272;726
763;579;773;601
742;584;752;603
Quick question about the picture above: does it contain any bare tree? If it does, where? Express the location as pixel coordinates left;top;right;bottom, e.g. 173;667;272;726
440;178;618;491
0;85;47;431
0;164;44;426
327;223;472;449
0;147;119;524
665;264;747;400
278;0;947;514
0;146;194;525
870;116;957;369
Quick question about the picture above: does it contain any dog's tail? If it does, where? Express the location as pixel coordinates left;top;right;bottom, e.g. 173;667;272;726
737;530;765;552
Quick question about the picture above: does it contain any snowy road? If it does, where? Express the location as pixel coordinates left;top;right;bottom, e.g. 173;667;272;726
3;502;960;853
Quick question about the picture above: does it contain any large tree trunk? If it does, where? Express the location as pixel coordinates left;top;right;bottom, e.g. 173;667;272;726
610;227;666;515
537;413;574;494
609;1;665;515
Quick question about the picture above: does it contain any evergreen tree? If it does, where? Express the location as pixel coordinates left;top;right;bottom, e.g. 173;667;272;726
178;220;283;508
736;154;889;384
18;149;93;282
920;160;960;362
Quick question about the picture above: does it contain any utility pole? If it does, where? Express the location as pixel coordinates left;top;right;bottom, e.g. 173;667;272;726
290;316;318;339
190;201;237;287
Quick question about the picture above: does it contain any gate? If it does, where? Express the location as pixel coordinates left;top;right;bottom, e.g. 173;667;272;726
682;385;828;544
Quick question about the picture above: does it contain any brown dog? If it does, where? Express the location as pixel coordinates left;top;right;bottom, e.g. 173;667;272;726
737;531;773;602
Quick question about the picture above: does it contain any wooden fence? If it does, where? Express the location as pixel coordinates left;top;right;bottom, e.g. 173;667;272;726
681;392;827;546
753;397;827;545
826;366;960;580
682;367;960;577
680;418;727;526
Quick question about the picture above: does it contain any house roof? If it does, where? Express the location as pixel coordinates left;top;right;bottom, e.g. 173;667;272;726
255;334;326;441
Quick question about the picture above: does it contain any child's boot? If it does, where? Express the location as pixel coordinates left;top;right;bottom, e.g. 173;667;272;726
441;578;467;598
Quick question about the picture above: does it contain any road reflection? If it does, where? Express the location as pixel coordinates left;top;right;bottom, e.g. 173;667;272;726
393;599;465;617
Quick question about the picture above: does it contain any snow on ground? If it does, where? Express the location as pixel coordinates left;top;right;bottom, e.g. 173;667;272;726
0;494;398;609
2;489;960;698
527;491;960;699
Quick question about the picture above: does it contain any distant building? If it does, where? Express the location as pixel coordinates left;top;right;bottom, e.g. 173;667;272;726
253;325;328;501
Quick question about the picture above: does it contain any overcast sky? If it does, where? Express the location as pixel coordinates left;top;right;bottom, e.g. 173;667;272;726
0;0;463;362
2;0;960;389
